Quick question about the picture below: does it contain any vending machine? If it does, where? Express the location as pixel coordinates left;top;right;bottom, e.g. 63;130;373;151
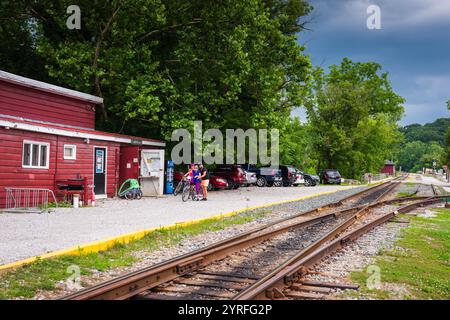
166;160;174;194
119;146;165;196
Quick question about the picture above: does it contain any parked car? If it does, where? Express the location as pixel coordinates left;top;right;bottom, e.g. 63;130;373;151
240;164;283;187
298;171;320;186
211;165;246;189
173;171;186;189
293;169;305;186
242;170;257;187
321;169;342;185
207;175;229;191
174;170;228;192
279;165;297;187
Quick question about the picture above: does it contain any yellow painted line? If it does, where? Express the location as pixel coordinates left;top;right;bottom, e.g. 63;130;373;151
0;187;357;274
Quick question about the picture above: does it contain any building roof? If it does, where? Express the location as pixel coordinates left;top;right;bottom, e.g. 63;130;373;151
385;160;395;165
0;115;165;148
0;70;103;104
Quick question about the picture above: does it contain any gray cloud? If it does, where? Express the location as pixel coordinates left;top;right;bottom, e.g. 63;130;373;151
298;0;450;124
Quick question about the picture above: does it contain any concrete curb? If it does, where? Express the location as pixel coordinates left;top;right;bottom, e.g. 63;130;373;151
0;187;358;274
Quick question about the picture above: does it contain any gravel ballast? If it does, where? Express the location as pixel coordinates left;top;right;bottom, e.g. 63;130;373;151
0;185;364;265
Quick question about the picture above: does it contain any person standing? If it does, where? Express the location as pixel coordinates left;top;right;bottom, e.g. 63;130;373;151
192;164;202;199
199;163;209;201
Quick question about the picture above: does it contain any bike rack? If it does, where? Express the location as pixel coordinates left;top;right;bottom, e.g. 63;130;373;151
4;187;57;213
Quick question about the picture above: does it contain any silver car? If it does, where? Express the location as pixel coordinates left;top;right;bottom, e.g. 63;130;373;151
243;170;257;186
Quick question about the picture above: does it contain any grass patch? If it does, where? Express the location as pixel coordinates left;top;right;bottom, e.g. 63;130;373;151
403;182;418;187
0;209;270;299
44;201;72;209
349;208;450;300
395;191;414;198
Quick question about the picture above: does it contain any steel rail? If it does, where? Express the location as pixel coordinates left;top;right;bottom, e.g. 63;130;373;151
233;197;442;300
62;179;403;300
431;184;438;196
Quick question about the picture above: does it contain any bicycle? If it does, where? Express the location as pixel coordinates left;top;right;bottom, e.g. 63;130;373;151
181;182;201;202
173;177;188;196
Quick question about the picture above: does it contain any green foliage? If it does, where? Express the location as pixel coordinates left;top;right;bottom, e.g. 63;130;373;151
445;127;450;165
445;101;450;165
1;0;312;142
279;117;317;172
0;1;50;82
397;141;444;172
305;58;405;178
397;101;449;170
400;118;450;146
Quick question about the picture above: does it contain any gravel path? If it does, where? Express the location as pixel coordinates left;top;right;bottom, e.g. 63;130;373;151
408;174;450;187
0;185;361;265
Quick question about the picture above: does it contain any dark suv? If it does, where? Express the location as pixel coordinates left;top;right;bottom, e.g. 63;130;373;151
321;169;342;184
279;165;297;187
299;170;320;186
211;165;246;189
241;164;282;187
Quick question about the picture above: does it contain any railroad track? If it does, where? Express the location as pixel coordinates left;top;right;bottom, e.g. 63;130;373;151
62;176;444;300
431;184;438;196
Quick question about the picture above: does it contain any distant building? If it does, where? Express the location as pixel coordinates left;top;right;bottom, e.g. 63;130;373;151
380;160;396;176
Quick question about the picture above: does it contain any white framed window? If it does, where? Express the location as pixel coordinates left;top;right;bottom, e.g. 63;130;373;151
22;140;50;169
63;145;77;160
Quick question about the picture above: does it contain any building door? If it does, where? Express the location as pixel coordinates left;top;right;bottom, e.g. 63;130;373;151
94;147;106;196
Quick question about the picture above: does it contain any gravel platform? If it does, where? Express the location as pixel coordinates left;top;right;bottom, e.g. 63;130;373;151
0;185;363;265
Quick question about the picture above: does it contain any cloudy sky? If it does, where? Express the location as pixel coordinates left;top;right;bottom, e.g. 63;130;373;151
295;0;450;125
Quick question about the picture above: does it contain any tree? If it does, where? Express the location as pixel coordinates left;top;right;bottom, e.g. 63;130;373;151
400;118;450;145
305;58;405;178
279;117;317;172
397;141;444;172
1;0;312;145
0;1;50;82
444;101;450;165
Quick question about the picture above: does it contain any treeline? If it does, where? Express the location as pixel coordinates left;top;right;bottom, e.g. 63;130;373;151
397;116;450;172
400;118;450;145
0;0;406;178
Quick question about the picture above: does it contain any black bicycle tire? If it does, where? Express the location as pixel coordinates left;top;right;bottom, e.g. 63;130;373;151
174;181;183;196
181;184;190;202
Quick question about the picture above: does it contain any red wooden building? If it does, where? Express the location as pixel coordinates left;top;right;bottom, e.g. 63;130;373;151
0;70;165;209
380;160;396;176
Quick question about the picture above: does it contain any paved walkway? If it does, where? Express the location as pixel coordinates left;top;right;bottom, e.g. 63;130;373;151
406;173;450;187
0;185;358;264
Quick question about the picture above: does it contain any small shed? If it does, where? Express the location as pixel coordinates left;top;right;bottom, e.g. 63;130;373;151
0;70;165;209
380;160;396;176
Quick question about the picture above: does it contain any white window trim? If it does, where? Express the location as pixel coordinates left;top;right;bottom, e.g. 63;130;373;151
63;144;77;160
22;140;50;169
